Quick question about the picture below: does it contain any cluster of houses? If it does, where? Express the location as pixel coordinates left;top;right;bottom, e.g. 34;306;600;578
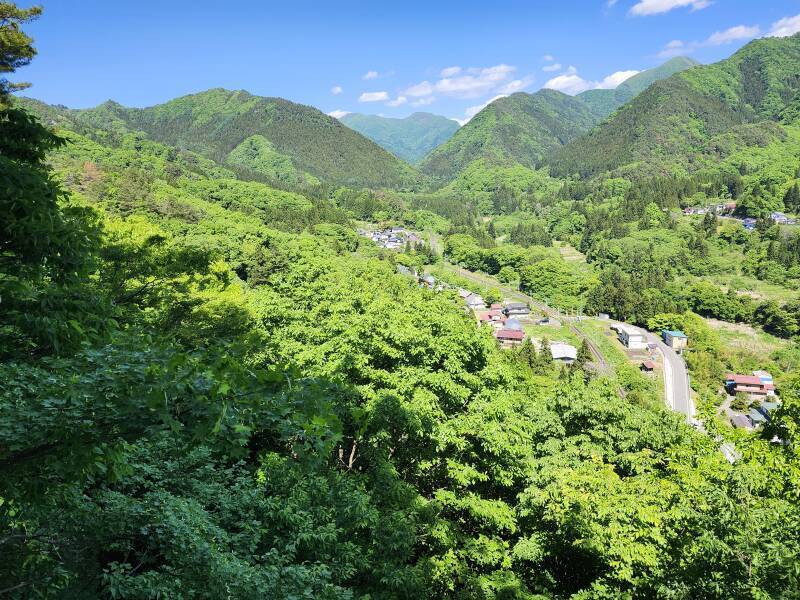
683;202;737;216
769;211;796;225
359;227;422;250
462;296;579;363
725;370;780;429
683;203;796;229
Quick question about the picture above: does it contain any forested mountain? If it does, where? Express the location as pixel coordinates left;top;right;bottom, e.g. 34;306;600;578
418;58;699;186
577;56;699;117
340;111;459;163
419;89;601;182
551;34;800;179
70;89;422;189
5;3;800;598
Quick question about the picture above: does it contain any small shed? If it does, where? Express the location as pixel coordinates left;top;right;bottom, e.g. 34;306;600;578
640;360;656;373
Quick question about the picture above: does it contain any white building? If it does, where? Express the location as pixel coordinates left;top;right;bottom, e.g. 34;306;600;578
611;324;648;350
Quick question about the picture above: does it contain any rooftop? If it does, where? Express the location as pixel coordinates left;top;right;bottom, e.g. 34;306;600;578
495;329;525;341
663;329;687;338
550;342;577;360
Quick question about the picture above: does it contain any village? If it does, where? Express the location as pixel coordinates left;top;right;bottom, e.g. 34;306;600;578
356;226;423;250
376;230;781;435
682;201;796;229
452;272;782;434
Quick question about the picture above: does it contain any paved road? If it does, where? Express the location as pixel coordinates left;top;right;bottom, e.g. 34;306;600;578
626;324;694;421
435;262;695;414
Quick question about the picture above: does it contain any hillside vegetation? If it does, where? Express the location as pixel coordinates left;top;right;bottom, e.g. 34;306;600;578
72;89;423;189
341;111;459;163
551;34;800;179
419;89;600;182
4;4;800;598
577;56;699;117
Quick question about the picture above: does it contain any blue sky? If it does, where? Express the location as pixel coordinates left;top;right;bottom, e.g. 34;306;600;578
18;0;800;123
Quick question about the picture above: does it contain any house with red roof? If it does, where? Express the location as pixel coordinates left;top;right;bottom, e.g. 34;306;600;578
725;373;775;398
494;328;525;348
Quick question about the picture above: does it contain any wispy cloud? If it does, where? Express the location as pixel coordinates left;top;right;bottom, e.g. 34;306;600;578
767;14;800;38
358;91;389;102
328;109;350;119
596;70;640;89
363;70;379;80
544;65;639;95
387;95;408;107
402;63;518;99
630;0;711;16
440;66;461;77
542;62;562;72
497;76;535;94
542;54;554;62
331;85;343;95
412;97;436;107
706;24;761;45
657;23;760;57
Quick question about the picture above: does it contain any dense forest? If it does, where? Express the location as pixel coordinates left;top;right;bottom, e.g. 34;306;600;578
3;3;800;598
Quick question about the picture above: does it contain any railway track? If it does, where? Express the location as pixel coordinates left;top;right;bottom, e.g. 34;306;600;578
442;263;618;383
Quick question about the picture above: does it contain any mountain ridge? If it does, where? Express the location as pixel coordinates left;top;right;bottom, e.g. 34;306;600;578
340;111;459;163
68;88;423;189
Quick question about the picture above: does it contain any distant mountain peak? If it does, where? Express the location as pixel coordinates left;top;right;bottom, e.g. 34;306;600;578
340;112;459;164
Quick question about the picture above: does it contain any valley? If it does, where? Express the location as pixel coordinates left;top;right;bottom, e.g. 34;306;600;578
3;3;800;598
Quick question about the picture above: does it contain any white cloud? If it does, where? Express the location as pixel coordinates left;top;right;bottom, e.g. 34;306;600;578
630;0;710;16
404;80;435;97
457;94;507;125
363;70;379;80
542;62;562;72
595;69;640;89
358;91;389;102
542;54;554;62
328;109;350;119
387;95;408;107
440;66;461;77
544;69;594;95
412;97;436;107
402;63;517;99
497;76;534;94
544;66;639;95
657;39;688;58
767;14;800;38
657;24;760;57
606;0;618;6
331;85;343;95
706;24;760;45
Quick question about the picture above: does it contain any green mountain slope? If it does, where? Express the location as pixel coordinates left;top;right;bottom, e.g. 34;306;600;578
72;89;421;189
577;56;699;117
550;34;800;180
419;89;601;182
340;112;459;163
